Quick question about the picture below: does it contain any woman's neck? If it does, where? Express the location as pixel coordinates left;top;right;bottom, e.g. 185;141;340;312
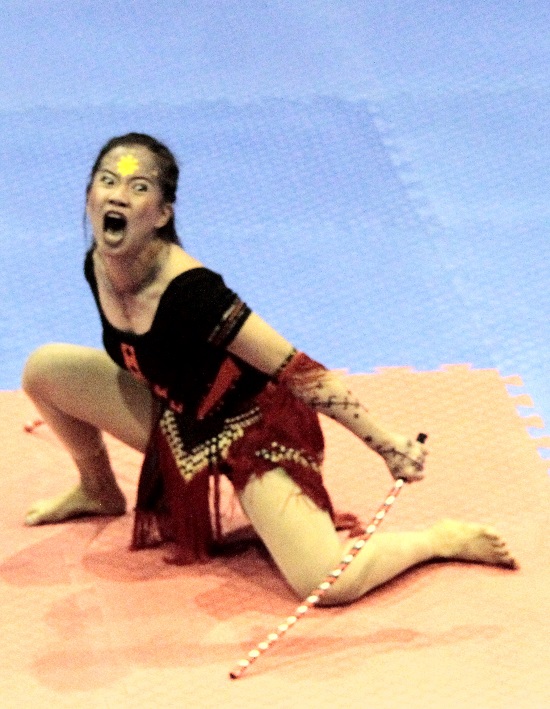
95;240;171;297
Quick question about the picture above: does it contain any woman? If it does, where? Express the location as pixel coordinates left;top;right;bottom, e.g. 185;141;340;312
23;133;516;605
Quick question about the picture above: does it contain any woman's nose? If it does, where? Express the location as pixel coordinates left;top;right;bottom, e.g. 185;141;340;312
108;195;129;207
108;183;130;205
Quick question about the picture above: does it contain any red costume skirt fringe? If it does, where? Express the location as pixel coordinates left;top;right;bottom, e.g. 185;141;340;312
132;384;362;564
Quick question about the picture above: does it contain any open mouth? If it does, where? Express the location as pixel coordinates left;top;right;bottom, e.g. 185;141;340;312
103;212;127;234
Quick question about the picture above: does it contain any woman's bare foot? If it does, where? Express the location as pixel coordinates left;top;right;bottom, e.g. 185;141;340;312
430;519;518;569
25;484;126;526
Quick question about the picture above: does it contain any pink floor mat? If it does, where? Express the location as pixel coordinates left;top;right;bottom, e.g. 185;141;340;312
1;366;549;708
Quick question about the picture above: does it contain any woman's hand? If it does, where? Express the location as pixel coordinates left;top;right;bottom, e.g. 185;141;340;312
374;434;428;483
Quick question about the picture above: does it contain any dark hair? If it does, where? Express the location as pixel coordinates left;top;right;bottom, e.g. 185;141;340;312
87;133;181;244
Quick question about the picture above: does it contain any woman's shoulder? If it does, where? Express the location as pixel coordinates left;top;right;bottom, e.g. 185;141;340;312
166;244;203;275
164;245;226;291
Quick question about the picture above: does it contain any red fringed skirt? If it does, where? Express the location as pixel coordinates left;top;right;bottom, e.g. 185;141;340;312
131;382;360;564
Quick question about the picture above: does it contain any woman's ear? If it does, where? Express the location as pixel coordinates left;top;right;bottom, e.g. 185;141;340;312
155;202;173;230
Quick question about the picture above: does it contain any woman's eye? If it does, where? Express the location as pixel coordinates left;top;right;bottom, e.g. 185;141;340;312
99;174;114;186
133;182;148;193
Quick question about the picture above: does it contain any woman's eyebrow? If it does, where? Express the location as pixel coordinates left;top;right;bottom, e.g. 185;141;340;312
128;174;155;182
99;168;155;182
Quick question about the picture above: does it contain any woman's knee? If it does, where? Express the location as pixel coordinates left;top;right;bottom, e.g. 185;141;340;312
315;578;366;606
22;343;115;405
284;557;366;606
22;343;68;397
21;343;154;452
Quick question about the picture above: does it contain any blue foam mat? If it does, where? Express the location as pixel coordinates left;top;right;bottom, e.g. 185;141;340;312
0;1;548;443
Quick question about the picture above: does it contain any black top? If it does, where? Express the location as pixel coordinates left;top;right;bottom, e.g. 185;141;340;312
84;249;270;446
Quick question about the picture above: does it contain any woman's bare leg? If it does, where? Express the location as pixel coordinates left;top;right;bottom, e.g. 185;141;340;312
22;343;158;525
238;468;517;605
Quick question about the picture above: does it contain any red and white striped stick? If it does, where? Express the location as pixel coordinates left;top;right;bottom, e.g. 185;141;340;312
229;433;427;679
230;474;410;679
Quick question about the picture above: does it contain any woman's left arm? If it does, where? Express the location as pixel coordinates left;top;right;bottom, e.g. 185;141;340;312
227;313;427;482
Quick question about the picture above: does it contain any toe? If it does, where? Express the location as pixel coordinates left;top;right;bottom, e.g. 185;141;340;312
25;512;41;526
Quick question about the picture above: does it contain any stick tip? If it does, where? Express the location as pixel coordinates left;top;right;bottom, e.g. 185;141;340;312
229;659;249;680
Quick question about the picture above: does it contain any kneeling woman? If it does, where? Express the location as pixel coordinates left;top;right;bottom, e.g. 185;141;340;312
23;133;516;606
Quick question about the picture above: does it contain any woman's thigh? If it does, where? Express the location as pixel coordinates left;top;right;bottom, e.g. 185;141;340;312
23;343;158;453
237;467;345;600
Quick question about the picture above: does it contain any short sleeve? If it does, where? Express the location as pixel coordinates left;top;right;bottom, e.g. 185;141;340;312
160;268;251;348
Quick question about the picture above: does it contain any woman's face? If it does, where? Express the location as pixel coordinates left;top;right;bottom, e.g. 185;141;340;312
86;145;173;258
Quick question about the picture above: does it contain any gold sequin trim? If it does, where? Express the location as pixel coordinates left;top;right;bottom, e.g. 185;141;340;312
255;441;322;473
159;407;261;483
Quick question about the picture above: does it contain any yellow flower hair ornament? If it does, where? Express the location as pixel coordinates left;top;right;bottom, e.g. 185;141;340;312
116;154;140;176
